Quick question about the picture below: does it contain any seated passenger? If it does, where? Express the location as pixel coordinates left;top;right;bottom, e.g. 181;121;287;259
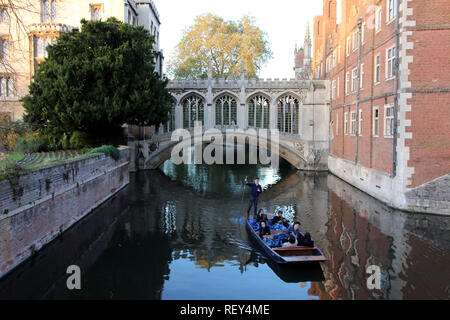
298;232;315;248
288;221;305;245
271;211;290;228
282;235;297;248
255;209;269;224
259;221;272;239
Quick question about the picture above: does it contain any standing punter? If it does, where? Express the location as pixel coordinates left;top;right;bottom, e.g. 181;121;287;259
245;177;262;219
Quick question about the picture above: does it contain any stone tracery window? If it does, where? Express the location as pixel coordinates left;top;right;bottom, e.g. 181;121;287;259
277;95;299;134
215;95;237;126
248;95;269;129
43;0;56;22
0;7;8;23
183;95;204;129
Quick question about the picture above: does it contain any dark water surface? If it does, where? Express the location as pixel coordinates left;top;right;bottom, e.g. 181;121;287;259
0;159;449;300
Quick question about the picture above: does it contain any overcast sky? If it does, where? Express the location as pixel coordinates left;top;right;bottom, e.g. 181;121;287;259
153;0;324;79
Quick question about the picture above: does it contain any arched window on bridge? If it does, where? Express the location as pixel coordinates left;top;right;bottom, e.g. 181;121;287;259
277;95;299;134
215;95;237;126
248;95;269;129
182;95;204;128
163;98;176;133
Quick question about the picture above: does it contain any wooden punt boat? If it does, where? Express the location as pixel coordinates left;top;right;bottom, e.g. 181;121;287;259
246;219;326;264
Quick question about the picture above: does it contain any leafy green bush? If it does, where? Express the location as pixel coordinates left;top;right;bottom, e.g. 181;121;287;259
14;136;47;153
70;131;90;149
89;145;120;161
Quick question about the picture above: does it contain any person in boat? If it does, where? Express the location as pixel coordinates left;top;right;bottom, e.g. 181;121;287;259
259;221;272;239
271;211;290;228
282;235;297;248
245;177;262;219
288;221;305;244
256;209;269;223
288;221;314;247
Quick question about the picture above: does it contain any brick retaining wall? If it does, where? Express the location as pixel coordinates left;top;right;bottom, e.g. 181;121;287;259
0;147;130;279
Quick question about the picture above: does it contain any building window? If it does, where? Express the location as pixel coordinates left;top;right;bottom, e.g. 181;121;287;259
216;95;237;127
386;46;396;79
373;107;379;137
345;71;350;95
0;76;14;97
277;95;299;134
360;63;364;89
385;105;394;137
332;79;336;100
375;7;382;32
374;54;381;84
44;38;50;58
183;95;204;128
350;111;357;135
335;113;339;136
337;76;340;97
34;36;44;58
387;0;397;22
337;45;341;63
43;0;56;22
344;112;348;135
0;38;8;59
248;95;270;129
0;6;8;23
351;67;358;92
91;4;102;21
346;37;350;56
352;30;358;51
358;109;363;135
361;22;366;44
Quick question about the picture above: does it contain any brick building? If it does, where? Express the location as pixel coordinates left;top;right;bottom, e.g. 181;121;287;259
0;0;163;121
312;0;449;214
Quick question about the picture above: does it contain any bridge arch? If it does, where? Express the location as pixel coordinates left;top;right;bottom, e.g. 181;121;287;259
143;130;310;171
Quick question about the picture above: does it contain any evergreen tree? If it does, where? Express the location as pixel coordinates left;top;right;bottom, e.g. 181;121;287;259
23;18;171;148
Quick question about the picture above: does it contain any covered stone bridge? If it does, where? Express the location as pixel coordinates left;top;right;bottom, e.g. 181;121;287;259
131;75;330;172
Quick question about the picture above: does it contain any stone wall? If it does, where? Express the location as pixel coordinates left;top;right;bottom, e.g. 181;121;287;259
0;147;130;279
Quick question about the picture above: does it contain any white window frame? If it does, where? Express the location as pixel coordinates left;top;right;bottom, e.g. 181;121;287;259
384;104;395;137
360;63;364;90
332;79;336;100
352;30;358;52
373;106;379;137
387;0;397;24
358;109;363;136
337;76;340;98
344;111;348;135
345;71;350;95
336;113;339;135
374;53;381;84
350;111;357;136
375;7;382;32
361;22;366;44
346;37;351;56
351;67;358;93
386;45;396;80
337;45;341;63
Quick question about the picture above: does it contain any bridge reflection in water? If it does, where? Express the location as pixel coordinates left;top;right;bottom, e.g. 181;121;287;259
0;159;448;300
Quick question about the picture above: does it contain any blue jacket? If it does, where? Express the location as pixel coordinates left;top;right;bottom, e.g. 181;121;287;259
246;182;262;199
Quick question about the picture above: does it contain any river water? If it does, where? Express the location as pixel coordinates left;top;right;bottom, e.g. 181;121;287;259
0;159;449;300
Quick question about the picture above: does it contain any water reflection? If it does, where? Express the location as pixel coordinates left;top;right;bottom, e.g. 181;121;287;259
0;159;448;300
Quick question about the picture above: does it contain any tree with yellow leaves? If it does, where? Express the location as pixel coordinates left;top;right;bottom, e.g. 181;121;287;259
168;14;272;79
